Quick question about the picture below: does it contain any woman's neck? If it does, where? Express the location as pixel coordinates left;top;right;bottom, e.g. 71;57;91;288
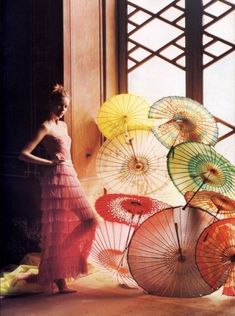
49;113;60;124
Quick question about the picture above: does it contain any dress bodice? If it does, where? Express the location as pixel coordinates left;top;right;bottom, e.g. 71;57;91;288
42;133;72;161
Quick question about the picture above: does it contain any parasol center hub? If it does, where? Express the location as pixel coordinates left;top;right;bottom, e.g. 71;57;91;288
209;168;218;176
177;254;186;262
230;254;235;263
128;156;149;174
173;113;195;132
130;201;142;206
200;165;224;186
135;162;144;170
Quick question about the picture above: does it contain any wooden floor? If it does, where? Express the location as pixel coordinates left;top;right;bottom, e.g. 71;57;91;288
1;270;235;316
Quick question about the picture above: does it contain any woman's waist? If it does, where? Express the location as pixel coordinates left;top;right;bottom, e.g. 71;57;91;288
42;159;76;179
51;152;72;165
48;158;73;168
59;159;73;166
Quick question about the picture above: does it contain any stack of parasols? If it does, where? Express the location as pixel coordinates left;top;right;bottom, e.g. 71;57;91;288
88;94;235;297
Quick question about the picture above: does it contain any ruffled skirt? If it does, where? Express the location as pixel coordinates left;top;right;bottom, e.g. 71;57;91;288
38;163;96;286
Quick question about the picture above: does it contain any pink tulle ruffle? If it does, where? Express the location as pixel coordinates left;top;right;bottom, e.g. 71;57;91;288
38;164;96;286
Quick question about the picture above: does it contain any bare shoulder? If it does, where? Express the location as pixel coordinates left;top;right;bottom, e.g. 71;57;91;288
21;121;50;151
37;121;54;138
40;121;51;133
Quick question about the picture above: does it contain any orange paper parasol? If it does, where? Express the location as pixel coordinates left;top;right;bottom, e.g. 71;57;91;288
185;191;235;219
196;218;235;296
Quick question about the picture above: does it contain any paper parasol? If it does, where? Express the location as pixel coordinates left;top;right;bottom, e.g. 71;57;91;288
127;206;216;297
148;96;218;149
96;129;170;195
196;218;235;296
95;193;170;227
89;221;138;288
185;191;235;219
167;142;235;200
97;94;153;139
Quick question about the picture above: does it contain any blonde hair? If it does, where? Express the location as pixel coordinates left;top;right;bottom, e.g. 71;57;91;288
49;84;70;107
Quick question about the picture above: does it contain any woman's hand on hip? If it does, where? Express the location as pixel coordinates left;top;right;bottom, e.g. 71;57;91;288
52;153;66;165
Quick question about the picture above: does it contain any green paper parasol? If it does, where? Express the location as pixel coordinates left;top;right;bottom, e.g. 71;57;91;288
167;142;235;200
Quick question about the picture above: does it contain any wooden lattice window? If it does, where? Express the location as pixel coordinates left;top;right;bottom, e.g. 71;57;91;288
118;0;235;163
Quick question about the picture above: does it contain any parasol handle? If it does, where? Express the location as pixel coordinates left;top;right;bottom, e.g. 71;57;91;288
128;138;138;161
117;248;127;270
167;146;175;159
183;180;206;210
117;214;135;270
124;118;128;138
174;222;184;261
167;130;181;159
124;214;135;250
213;208;221;222
135;211;143;227
117;212;143;270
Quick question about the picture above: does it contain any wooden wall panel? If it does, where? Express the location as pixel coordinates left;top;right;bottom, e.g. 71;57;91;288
63;0;119;181
105;0;119;99
64;0;102;178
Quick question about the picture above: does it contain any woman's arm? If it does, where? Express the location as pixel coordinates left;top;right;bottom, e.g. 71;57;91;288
19;124;54;166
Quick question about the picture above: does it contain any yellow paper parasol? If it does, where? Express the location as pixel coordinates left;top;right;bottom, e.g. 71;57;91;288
97;94;153;139
149;96;218;149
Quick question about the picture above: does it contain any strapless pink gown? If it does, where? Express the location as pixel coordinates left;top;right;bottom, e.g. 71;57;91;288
38;133;96;286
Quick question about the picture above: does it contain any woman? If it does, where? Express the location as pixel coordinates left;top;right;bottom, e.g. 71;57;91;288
19;84;97;294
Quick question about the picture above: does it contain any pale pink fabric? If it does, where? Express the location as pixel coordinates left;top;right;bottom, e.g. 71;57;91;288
38;133;96;286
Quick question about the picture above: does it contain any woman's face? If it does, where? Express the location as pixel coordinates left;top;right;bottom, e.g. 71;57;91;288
51;96;70;119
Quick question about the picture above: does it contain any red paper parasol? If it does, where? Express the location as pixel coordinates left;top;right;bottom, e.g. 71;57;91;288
185;191;235;219
89;221;138;288
196;218;235;296
127;206;216;297
95;193;170;227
